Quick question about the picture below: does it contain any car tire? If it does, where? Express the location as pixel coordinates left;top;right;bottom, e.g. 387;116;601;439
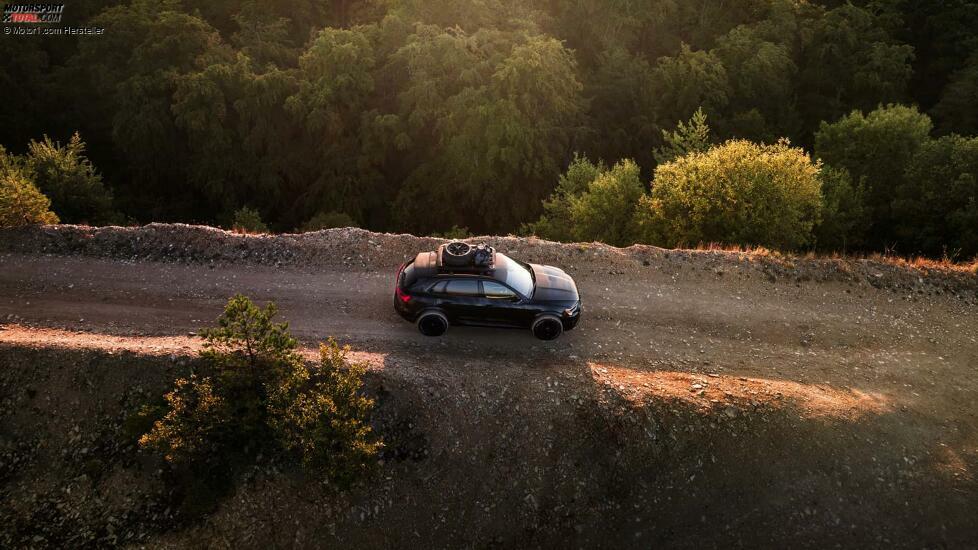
417;311;449;337
531;314;563;341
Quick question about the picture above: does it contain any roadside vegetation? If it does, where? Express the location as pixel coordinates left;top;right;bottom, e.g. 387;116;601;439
131;295;380;514
1;0;976;261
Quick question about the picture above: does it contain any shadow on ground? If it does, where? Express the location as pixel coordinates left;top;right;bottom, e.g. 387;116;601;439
1;341;976;548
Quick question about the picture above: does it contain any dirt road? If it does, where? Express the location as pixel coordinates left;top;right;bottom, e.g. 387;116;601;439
3;245;977;411
2;225;977;547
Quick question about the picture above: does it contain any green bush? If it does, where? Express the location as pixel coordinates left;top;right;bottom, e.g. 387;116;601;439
1;146;59;227
523;154;605;242
567;159;645;246
638;139;823;249
139;295;380;513
431;225;472;239
231;206;269;233
301;211;359;232
271;339;380;485
814;167;869;252
893;135;978;257
814;105;932;243
26;132;117;225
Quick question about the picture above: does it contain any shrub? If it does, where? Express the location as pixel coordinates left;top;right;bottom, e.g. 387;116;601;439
814;105;932;242
566;159;645;246
0;146;59;227
523;154;605;242
893;135;978;257
231;206;269;233
301;211;359;232
138;295;380;513
26;132;117;225
814;167;869;252
432;225;472;239
638;139;822;249
271;339;380;485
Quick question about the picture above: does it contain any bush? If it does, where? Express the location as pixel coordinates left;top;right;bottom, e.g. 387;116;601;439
814;105;932;243
231;206;269;233
893;135;978;257
26;132;117;225
271;339;380;485
431;225;472;239
566;159;645;246
301;211;359;232
638;139;823;249
523;154;605;242
0;146;59;227
138;295;380;513
814;167;869;252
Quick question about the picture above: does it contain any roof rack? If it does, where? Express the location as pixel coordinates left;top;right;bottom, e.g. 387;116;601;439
436;241;495;274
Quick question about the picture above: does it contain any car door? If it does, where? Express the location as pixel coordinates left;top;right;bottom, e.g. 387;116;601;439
441;278;485;324
481;280;526;327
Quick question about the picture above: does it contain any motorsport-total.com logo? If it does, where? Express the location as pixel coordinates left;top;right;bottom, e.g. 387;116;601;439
2;3;65;23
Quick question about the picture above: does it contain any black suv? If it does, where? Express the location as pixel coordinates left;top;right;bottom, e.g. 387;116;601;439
393;242;582;340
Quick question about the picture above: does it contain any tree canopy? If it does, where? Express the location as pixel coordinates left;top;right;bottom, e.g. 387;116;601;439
1;0;977;257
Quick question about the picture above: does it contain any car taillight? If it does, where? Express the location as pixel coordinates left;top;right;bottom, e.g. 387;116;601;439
395;285;412;303
394;264;411;303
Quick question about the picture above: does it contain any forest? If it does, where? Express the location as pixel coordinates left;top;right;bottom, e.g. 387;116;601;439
1;0;977;258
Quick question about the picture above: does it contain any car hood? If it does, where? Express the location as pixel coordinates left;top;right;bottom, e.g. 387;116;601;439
530;264;579;301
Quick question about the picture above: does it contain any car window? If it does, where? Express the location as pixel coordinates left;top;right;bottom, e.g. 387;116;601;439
496;253;534;297
429;280;448;294
445;278;480;296
482;280;517;299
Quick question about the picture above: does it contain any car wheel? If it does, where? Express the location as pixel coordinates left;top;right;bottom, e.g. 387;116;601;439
531;314;563;341
417;311;448;337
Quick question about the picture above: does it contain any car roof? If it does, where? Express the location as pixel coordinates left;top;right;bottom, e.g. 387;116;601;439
411;251;521;284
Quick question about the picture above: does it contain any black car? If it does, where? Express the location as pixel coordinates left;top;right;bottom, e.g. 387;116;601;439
393;241;582;340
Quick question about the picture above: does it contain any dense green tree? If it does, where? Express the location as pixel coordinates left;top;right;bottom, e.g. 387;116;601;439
893;135;978;257
26;133;117;225
638;139;823;249
868;0;978;112
711;24;799;141
814;167;869;252
63;0;234;221
140;295;380;509
648;44;730;131
581;47;658;168
932;52;978;136
567;159;646;246
797;4;914;134
523;154;606;242
286;26;385;227
814;104;932;246
388;26;584;233
653;108;713;164
231;6;301;70
1;0;977;258
0;146;59;227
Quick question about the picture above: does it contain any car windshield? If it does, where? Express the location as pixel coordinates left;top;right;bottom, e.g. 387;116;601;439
497;254;534;297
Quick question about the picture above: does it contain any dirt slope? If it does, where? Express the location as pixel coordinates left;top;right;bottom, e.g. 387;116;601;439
1;224;977;548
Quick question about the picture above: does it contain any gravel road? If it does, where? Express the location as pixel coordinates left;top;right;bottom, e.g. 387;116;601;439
1;225;977;547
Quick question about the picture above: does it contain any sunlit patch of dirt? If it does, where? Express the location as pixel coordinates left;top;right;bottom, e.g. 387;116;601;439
589;363;891;420
933;443;976;483
0;324;388;367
